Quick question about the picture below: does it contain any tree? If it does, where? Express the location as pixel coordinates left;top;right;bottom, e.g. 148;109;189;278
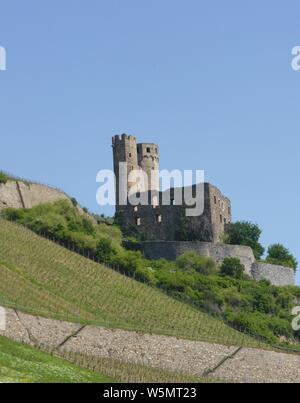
225;221;265;260
220;258;245;279
266;244;297;271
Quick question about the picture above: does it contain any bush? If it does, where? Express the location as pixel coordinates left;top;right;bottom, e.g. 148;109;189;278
176;252;217;275
251;289;276;314
266;244;297;271
220;258;245;279
95;238;115;264
225;311;277;343
70;197;78;207
0;172;8;184
225;221;265;260
1;208;24;221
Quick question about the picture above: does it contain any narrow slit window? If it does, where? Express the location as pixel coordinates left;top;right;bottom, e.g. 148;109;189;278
156;214;162;223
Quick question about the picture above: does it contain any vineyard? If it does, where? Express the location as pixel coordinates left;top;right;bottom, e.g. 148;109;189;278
0;218;262;348
0;335;113;383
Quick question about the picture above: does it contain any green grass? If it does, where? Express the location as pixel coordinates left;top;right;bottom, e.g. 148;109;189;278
0;336;114;383
0;218;262;348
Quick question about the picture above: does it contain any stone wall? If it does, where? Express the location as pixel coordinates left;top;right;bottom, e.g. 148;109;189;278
252;263;295;286
141;241;296;286
141;241;255;275
0;180;69;211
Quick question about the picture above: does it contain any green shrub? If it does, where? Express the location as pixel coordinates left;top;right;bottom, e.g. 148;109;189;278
176;252;217;275
70;197;78;207
1;208;24;221
95;238;115;264
220;258;245;279
266;244;297;271
251;289;276;314
0;172;8;184
225;221;265;260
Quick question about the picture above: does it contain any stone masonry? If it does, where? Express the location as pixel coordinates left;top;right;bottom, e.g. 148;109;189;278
112;134;231;243
0;180;68;211
141;241;295;286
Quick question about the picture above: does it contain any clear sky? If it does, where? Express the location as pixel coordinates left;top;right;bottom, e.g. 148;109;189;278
0;0;299;283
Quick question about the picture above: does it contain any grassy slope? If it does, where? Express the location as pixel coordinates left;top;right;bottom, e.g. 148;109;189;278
0;336;113;383
0;219;262;348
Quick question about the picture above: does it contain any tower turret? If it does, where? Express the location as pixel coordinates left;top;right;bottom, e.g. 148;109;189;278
112;134;139;207
137;143;160;192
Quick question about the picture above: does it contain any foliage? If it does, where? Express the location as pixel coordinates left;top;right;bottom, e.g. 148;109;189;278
224;221;265;260
176;252;217;275
1;200;123;255
266;244;297;271
70;197;78;207
95;238;116;264
0;171;9;184
220;258;245;279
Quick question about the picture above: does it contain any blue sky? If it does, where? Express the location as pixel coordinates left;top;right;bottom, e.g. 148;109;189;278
0;0;299;283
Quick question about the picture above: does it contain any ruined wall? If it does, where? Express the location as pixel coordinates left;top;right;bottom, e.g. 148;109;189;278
142;241;255;275
118;184;231;243
207;184;232;242
0;181;69;211
112;134;232;244
252;263;295;286
141;241;296;286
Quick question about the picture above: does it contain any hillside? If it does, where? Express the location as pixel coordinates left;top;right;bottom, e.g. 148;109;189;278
1;200;300;347
0;336;113;383
0;218;261;348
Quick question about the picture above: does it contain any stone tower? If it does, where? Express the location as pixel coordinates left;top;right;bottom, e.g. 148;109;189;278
137;143;160;192
112;134;160;208
112;134;139;207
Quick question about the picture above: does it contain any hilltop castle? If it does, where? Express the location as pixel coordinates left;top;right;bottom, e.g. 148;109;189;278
112;134;295;287
112;134;231;243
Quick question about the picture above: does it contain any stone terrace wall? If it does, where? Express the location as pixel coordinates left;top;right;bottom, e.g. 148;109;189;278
0;180;68;211
252;263;295;286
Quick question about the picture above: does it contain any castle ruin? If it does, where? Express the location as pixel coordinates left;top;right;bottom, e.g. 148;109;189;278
112;134;231;243
112;134;295;286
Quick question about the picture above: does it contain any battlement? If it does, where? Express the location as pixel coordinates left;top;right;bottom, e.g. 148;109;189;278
112;134;137;144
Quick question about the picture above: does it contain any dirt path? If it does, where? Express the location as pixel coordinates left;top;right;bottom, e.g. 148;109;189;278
1;307;299;383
